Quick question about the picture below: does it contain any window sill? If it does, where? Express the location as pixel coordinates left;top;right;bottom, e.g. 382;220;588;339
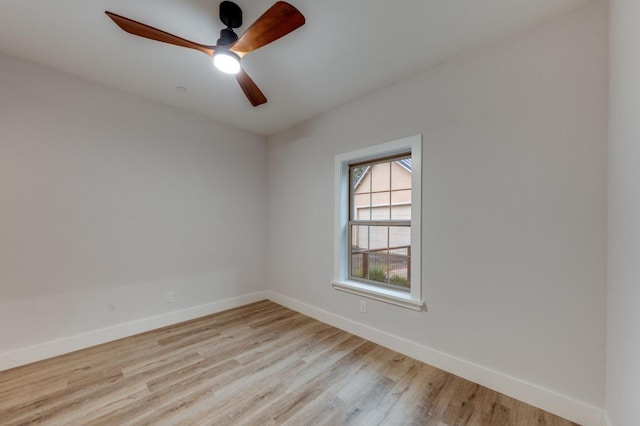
332;280;424;311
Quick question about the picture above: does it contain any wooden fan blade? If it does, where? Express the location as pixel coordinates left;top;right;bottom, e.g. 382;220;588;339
105;11;216;57
230;2;305;56
235;69;267;106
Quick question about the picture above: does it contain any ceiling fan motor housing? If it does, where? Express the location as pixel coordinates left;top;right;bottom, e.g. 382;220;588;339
217;28;238;45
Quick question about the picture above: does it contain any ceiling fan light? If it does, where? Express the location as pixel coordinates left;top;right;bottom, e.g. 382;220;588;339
213;51;241;75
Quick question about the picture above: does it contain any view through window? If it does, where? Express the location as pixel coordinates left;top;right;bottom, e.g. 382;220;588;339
349;155;412;290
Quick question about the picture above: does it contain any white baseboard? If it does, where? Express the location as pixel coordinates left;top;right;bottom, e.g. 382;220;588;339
0;291;268;372
266;291;605;426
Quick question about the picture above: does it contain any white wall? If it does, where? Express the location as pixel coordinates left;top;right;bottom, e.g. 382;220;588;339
606;0;640;425
0;53;267;362
268;0;607;413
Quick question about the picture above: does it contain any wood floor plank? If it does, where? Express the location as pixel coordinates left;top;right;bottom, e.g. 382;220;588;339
0;301;578;426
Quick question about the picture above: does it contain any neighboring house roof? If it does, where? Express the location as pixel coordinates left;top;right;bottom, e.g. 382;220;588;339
397;158;412;172
353;159;412;190
353;166;370;189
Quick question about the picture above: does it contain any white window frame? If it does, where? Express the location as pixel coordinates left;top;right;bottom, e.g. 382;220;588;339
332;135;423;311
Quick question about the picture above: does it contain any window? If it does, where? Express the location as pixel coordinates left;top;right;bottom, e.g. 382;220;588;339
333;135;423;310
349;155;412;289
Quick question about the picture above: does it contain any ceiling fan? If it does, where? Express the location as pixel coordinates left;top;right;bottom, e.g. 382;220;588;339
105;1;305;107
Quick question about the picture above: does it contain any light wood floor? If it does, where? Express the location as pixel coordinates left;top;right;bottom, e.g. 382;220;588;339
0;300;577;425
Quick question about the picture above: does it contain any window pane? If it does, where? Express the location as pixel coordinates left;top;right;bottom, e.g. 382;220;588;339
351;224;367;280
367;226;389;284
371;162;391;192
351;253;365;279
371;190;390;207
351;224;369;251
353;193;371;220
370;203;390;221
391;189;411;205
390;225;410;288
390;205;410;221
391;158;412;190
389;225;410;249
349;224;411;290
367;249;389;283
351;166;369;190
368;225;388;251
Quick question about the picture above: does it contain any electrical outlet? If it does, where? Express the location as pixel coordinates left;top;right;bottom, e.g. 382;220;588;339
360;301;367;313
166;291;175;303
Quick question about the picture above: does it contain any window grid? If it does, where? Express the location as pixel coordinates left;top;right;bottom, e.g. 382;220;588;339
348;154;411;291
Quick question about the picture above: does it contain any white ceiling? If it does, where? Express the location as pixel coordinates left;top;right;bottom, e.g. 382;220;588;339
0;0;591;136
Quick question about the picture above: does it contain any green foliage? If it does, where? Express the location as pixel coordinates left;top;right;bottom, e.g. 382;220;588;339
351;265;364;278
368;267;387;283
353;265;409;288
390;275;409;287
